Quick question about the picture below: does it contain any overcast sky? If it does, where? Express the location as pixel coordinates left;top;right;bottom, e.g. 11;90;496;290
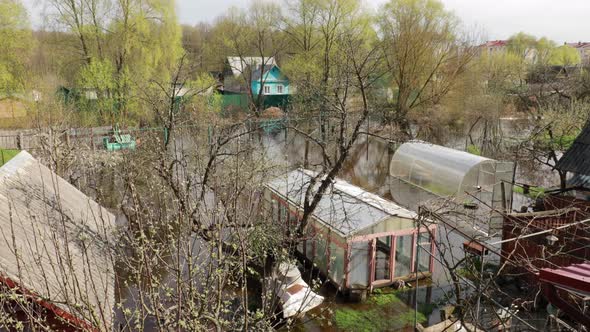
179;0;590;43
25;0;590;43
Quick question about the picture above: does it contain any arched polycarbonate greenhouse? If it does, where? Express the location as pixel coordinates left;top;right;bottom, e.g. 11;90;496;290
389;141;514;218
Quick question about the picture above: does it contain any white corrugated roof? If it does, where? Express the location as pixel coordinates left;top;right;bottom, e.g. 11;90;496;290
266;169;416;237
0;151;116;330
226;56;276;77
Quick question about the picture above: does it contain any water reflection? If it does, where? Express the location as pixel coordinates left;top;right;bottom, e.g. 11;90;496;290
114;118;551;331
259;119;546;330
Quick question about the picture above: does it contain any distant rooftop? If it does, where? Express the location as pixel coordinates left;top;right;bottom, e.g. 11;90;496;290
566;42;590;48
481;40;508;48
226;56;276;77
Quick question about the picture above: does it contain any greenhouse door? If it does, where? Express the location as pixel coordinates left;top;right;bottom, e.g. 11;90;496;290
371;235;393;286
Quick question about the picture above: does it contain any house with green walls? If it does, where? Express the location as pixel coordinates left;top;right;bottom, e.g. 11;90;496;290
250;64;290;96
218;57;292;112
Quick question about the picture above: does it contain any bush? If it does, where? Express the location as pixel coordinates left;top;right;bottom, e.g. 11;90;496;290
0;149;19;166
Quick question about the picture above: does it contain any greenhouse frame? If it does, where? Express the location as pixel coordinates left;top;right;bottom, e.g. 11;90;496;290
264;169;436;292
389;141;514;225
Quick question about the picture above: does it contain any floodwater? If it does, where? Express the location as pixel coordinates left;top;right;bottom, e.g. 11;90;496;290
111;117;557;331
258;130;453;330
257;117;556;331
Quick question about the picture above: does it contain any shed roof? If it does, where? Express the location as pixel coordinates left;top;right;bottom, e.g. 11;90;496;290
0;151;115;330
265;168;416;237
540;263;590;296
250;64;288;82
556;121;590;176
539;262;590;327
250;64;273;81
567;42;590;49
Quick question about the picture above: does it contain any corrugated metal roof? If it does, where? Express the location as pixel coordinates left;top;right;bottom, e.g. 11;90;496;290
226;56;276;77
568;173;590;188
556;121;590;176
540;263;590;296
0;151;116;330
265;168;416;237
251;65;276;81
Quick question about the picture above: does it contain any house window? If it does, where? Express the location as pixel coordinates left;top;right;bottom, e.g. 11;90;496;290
277;85;284;94
263;85;271;94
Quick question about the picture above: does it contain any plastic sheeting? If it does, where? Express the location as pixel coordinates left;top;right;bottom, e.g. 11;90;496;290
391;142;513;203
389;141;514;233
271;263;324;318
390;141;497;197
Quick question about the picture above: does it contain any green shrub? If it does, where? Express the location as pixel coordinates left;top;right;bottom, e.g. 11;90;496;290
0;149;19;166
466;144;481;156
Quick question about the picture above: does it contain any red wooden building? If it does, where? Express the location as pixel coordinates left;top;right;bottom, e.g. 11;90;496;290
501;195;590;280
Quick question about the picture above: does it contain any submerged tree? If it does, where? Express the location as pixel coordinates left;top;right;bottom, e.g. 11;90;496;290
282;0;371;141
378;0;476;137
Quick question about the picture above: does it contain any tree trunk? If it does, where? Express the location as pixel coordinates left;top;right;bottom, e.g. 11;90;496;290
559;170;567;190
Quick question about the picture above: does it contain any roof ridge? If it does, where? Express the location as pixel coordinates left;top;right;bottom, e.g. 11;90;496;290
297;168;416;218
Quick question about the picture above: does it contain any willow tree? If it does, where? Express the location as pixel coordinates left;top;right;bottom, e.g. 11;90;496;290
46;0;183;124
108;0;183;123
282;0;369;142
507;32;556;66
0;0;33;97
378;0;475;136
182;23;215;72
549;45;581;67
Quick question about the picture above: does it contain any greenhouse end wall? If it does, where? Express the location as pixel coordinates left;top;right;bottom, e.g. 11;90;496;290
348;242;370;288
346;226;436;290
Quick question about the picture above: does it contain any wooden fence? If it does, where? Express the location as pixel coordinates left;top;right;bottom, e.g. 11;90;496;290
0;127;112;151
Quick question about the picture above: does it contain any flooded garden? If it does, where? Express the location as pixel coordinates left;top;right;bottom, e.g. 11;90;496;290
100;115;561;331
0;114;580;331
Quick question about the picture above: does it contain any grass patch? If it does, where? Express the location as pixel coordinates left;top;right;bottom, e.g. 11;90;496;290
0;98;27;119
334;292;427;332
0;149;19;166
537;132;578;151
513;185;546;199
369;293;402;306
0;116;33;129
466;144;481;156
418;302;436;318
